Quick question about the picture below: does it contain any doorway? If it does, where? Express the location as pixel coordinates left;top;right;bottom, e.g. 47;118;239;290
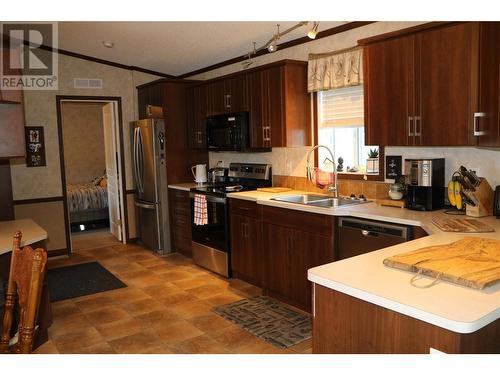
56;96;128;254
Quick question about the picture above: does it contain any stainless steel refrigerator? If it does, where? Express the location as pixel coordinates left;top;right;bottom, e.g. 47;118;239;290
131;119;171;254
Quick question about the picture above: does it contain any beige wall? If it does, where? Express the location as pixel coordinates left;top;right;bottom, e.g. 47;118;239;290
61;102;106;184
10;51;161;249
190;21;500;185
10;52;161;200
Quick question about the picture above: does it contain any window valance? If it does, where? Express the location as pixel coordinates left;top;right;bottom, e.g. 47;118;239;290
307;46;363;92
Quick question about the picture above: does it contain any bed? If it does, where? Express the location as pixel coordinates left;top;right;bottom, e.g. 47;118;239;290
67;181;109;231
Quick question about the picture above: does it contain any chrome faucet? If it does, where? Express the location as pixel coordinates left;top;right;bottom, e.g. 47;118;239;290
306;145;338;197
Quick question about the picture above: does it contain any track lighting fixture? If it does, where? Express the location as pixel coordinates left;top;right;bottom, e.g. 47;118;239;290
307;22;319;39
242;21;319;68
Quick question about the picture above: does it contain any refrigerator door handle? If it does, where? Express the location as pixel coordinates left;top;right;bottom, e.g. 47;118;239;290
133;127;141;193
134;201;156;209
137;127;145;193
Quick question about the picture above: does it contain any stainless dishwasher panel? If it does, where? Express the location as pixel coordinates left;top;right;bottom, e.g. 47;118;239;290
338;217;411;260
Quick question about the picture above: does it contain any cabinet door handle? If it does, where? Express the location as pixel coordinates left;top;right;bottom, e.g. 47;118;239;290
226;94;231;109
414;116;421;137
408;116;415;137
197;131;202;144
238;206;251;211
473;112;486;136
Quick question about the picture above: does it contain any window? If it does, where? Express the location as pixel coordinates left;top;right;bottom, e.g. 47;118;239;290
317;85;379;174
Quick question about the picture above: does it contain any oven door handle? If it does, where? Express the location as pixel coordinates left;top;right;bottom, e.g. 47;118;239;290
189;193;227;204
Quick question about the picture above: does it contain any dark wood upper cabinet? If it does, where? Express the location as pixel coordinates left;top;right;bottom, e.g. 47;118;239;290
136;80;208;183
187;60;311;150
207;74;247;116
363;35;415;146
248;62;311;148
362;22;500;147
417;23;478;146
247;68;272;148
186;83;208;149
476;22;500;147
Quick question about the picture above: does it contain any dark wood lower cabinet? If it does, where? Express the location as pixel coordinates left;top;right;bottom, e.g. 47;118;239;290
313;284;500;354
168;189;192;257
262;206;335;312
230;213;263;286
229;199;263;286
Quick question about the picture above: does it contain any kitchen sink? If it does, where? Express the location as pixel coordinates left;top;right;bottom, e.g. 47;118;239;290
271;194;332;204
271;194;370;207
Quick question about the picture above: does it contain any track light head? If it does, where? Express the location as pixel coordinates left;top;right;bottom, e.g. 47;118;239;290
267;38;278;53
307;22;319;39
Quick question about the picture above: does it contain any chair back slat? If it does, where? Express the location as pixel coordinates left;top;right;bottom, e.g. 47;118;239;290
0;231;47;354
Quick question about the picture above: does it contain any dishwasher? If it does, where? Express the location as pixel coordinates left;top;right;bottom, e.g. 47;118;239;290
337;217;412;260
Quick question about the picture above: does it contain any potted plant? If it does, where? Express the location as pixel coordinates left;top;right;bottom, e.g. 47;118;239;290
366;148;379;174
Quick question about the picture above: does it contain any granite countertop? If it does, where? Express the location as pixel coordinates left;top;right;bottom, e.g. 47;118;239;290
226;190;500;333
0;219;48;256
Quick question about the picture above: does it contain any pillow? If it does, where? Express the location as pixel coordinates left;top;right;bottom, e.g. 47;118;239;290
99;177;108;188
92;175;106;186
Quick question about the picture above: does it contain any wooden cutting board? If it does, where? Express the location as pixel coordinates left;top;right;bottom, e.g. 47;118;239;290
256;187;292;193
383;237;500;290
432;218;495;233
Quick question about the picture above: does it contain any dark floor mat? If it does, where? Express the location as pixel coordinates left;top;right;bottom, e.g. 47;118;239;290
47;261;126;302
214;296;311;349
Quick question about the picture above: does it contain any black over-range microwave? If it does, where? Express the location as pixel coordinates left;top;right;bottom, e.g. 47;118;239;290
207;112;249;151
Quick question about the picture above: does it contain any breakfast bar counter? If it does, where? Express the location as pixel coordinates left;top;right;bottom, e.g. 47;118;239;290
227;190;500;353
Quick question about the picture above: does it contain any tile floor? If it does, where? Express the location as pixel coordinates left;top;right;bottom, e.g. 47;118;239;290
34;231;312;354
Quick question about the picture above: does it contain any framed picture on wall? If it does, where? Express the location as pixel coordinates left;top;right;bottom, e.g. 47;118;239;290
25;126;46;167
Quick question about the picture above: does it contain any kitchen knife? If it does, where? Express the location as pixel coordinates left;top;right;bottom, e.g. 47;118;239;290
459;166;480;187
461;190;478;206
456;175;475;191
467;169;481;186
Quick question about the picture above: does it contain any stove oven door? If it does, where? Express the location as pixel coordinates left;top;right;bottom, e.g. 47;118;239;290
189;193;230;277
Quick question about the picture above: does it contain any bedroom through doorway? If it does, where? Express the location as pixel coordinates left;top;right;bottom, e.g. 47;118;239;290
56;96;127;253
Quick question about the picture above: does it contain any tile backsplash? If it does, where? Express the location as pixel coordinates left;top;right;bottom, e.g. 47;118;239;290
210;146;500;188
273;175;391;199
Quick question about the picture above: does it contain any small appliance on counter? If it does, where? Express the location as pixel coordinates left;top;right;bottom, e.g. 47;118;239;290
404;158;445;211
208;161;228;184
191;164;207;183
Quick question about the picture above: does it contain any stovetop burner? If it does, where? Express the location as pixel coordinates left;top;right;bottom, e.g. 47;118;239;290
193;184;252;196
191;163;272;197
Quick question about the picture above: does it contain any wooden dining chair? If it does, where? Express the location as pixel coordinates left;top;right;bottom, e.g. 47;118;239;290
0;231;48;354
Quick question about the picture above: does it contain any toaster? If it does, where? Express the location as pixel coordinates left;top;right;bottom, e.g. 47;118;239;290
494;186;500;218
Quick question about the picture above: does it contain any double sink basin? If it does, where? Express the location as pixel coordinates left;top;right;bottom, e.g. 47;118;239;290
271;194;370;208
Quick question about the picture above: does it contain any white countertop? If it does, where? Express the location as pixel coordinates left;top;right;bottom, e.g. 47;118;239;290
227;190;500;333
0;219;48;256
168;182;212;191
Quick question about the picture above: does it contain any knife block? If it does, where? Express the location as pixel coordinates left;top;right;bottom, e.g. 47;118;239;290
465;178;494;217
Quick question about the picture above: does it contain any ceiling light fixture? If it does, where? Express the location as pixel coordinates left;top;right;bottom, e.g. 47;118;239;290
307;22;319;39
242;21;318;68
102;41;114;48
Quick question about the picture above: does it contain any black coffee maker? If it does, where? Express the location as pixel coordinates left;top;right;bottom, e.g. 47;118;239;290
404;158;445;211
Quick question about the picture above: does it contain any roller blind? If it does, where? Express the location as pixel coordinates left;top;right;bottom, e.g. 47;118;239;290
318;85;364;128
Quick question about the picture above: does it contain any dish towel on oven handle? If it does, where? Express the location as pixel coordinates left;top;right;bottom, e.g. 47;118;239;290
193;194;208;225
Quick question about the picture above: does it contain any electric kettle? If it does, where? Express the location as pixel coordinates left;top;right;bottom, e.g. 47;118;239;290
191;164;207;183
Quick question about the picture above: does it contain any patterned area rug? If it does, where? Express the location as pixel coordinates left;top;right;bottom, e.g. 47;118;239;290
214;296;311;349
